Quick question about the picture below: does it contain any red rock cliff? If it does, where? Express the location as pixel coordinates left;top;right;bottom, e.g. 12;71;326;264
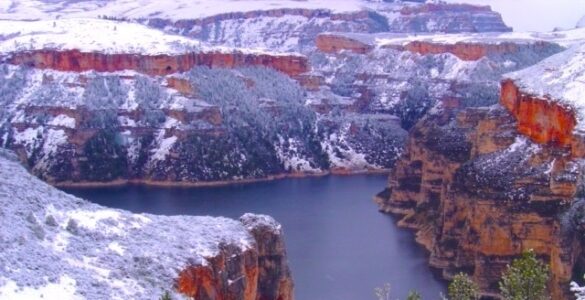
316;34;372;54
384;41;557;61
500;79;577;146
177;214;294;300
6;49;309;77
377;106;581;299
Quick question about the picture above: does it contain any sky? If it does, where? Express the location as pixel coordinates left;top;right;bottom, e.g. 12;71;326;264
445;0;585;32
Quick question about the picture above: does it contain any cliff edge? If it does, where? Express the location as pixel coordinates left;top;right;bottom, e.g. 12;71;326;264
0;149;293;300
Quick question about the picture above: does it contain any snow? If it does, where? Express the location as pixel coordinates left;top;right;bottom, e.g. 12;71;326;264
572;279;585;300
332;26;585;49
0;148;278;299
504;43;585;130
48;114;76;129
320;123;378;170
42;129;68;157
0;0;371;21
0;276;81;300
274;135;320;173
117;116;136;127
0;19;203;55
151;132;178;161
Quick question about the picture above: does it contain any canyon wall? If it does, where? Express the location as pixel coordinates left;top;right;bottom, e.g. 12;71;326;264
176;214;294;300
376;105;581;299
500;79;577;146
4;49;309;77
378;66;585;298
316;32;563;61
386;41;560;61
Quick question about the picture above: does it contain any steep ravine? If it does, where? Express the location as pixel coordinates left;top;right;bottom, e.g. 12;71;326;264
377;78;585;298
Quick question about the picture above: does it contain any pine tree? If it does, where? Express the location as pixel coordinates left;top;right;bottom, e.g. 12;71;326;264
406;290;422;300
499;250;549;300
448;272;479;300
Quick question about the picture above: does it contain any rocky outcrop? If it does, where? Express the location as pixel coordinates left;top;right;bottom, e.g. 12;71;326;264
393;3;512;33
315;34;372;54
500;79;577;146
176;214;293;300
0;149;294;299
376;105;582;299
5;49;309;77
385;41;560;61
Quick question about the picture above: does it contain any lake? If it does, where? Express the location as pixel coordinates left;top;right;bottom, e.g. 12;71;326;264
63;175;446;300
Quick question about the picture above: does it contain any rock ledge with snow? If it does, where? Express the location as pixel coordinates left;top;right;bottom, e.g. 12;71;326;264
0;149;293;300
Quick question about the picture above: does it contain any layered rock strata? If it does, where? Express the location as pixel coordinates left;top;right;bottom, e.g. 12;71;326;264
376;105;581;299
5;50;309;77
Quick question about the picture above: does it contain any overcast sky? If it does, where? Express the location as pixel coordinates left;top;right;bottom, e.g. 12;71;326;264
445;0;585;32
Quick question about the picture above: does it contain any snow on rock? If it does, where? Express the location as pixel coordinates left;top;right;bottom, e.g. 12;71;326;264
504;43;585;130
48;114;76;129
0;0;368;21
0;19;204;55
0;148;287;299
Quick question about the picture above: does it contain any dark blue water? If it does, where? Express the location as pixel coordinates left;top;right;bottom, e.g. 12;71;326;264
63;175;445;300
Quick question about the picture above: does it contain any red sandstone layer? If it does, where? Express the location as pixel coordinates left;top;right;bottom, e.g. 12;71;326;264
500;79;577;146
5;49;309;77
385;41;554;61
315;34;372;54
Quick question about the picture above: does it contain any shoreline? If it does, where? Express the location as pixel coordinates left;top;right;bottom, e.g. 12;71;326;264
53;168;391;189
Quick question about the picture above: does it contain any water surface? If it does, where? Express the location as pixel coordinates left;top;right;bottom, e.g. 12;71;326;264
64;175;445;300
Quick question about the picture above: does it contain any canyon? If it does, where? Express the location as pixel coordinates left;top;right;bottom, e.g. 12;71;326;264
376;42;585;298
1;0;584;299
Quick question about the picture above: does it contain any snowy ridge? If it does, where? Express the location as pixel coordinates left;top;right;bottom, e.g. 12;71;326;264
331;27;585;48
0;19;203;55
0;0;380;21
0;149;283;299
504;43;585;130
0;19;302;56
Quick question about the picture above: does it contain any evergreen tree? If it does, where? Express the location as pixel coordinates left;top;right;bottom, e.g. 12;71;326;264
499;250;549;300
406;290;422;300
448;272;479;300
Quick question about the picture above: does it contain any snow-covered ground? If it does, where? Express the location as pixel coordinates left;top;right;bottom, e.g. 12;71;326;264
0;19;203;55
0;18;304;56
504;42;585;130
0;148;280;299
0;0;388;21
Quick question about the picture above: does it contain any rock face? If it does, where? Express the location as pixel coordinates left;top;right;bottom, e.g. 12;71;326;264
385;41;559;61
391;3;512;33
500;79;577;146
0;149;294;299
376;105;582;299
5;50;309;77
145;3;511;52
316;34;372;54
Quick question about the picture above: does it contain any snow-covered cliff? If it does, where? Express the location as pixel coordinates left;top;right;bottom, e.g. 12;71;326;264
0;148;293;299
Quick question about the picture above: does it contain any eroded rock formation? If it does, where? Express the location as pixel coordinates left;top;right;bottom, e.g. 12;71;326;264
385;41;559;61
376;104;581;299
5;49;309;77
316;34;373;54
500;79;577;146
